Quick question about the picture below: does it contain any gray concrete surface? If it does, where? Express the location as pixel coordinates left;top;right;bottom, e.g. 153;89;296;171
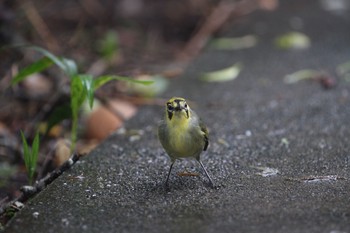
4;0;350;232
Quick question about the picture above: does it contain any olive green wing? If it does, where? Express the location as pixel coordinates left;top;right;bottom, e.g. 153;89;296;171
199;119;209;151
158;120;169;150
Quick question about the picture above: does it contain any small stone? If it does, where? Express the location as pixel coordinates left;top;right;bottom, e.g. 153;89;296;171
32;212;39;218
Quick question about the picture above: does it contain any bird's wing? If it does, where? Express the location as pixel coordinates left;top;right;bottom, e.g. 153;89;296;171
199;119;209;151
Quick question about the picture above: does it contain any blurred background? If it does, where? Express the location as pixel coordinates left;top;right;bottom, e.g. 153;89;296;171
0;0;280;210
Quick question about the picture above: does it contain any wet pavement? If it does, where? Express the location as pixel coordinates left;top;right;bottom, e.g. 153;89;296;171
4;0;350;232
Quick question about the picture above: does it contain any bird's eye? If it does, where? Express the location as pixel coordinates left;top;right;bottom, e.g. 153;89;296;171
184;103;188;108
167;104;174;112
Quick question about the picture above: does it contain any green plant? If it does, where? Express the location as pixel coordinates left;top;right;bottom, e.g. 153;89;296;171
20;131;40;185
97;30;119;61
11;46;153;151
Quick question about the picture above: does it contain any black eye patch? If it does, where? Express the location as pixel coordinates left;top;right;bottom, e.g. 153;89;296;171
167;103;174;112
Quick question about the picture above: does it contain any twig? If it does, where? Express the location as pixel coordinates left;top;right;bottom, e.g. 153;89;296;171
0;153;81;217
177;0;261;63
22;1;59;52
78;0;105;20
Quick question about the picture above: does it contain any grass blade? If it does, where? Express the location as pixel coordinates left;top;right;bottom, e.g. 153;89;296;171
11;57;53;85
31;132;40;178
27;46;66;70
20;131;30;173
70;75;86;151
71;75;87;111
26;46;78;77
60;57;78;77
80;74;95;109
94;75;154;90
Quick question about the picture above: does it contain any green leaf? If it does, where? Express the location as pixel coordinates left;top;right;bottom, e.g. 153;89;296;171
20;131;39;184
60;57;78;77
98;30;119;60
27;46;66;70
211;35;258;50
80;74;94;109
71;75;87;111
125;75;169;97
25;46;78;77
31;132;40;176
94;75;154;90
11;57;53;85
274;32;310;49
201;63;242;82
70;75;86;151
20;131;30;174
284;69;321;83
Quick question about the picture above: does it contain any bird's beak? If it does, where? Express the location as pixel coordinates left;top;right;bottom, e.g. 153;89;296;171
174;105;185;111
174;106;189;118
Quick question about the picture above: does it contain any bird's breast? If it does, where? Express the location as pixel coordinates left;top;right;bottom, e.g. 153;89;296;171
168;125;203;158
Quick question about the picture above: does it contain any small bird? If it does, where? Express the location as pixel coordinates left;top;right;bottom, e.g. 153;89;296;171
158;97;214;187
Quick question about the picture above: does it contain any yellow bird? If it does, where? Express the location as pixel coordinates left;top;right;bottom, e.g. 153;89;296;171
158;97;214;187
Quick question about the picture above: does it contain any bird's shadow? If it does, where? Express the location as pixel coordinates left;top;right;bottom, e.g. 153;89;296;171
140;176;220;197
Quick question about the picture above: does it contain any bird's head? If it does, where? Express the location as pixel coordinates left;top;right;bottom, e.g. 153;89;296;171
165;97;190;121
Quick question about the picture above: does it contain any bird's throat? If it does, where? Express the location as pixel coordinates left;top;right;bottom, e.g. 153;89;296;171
167;112;190;130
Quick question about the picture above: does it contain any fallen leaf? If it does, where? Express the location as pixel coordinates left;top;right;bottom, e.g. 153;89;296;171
284;69;321;84
217;138;230;147
85;105;123;141
336;60;350;82
211;35;258;50
54;139;71;167
201;63;242;82
302;175;346;183
108;99;137;120
38;122;63;137
284;69;336;89
22;73;53;97
280;138;289;147
253;166;279;177
76;140;99;155
275;31;310;49
124;74;169;97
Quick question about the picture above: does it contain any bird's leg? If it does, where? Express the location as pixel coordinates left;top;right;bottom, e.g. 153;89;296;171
165;161;175;186
198;160;214;188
